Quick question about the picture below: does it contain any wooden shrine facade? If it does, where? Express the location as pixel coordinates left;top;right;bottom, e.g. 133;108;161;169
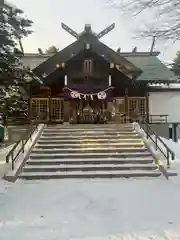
30;95;147;124
27;23;177;124
29;70;148;124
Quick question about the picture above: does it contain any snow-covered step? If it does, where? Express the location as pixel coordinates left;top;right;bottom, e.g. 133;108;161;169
40;135;141;140
43;129;134;134
19;170;162;180
32;147;147;154
26;157;154;165
30;151;152;159
42;132;137;137
46;125;133;130
18;124;164;180
44;126;134;130
38;138;142;144
35;142;144;149
23;163;157;172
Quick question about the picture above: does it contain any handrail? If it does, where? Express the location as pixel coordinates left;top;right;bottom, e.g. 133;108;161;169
140;120;175;167
6;116;39;170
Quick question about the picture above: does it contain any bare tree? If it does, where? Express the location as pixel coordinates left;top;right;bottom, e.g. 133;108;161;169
108;0;180;40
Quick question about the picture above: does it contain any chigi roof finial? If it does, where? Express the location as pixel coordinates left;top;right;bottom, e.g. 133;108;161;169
61;22;115;40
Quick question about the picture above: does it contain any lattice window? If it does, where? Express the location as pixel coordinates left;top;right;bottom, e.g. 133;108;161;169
30;98;49;121
83;59;93;73
128;98;146;119
39;99;48;120
50;98;64;122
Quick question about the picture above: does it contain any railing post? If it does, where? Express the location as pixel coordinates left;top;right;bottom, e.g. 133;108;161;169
145;123;148;138
155;136;158;151
12;160;14;170
6;155;9;163
167;150;170;168
22;140;24;153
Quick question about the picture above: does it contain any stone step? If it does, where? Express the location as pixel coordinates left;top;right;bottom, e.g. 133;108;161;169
43;129;134;133
26;157;154;165
32;147;147;154
42;131;137;136
23;163;157;172
19;170;162;180
30;152;152;159
40;135;141;140
46;125;133;129
38;138;142;144
35;142;144;149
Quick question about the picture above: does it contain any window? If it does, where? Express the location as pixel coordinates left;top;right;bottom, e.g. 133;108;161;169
83;59;93;73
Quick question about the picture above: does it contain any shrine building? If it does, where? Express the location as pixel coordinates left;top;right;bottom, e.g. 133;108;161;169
22;23;179;124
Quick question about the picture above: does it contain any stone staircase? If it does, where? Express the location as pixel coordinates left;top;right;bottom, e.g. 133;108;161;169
19;124;163;180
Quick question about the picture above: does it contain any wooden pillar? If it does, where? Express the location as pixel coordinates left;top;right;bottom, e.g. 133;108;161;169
146;92;149;122
28;84;32;123
125;88;128;115
48;96;51;122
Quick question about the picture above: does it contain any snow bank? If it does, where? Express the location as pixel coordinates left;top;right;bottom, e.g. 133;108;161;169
0;144;14;177
0;144;14;163
157;137;180;174
133;122;180;173
0;123;180;239
160;138;180;160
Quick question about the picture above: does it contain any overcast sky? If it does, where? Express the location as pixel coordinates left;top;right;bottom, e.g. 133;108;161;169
10;0;180;63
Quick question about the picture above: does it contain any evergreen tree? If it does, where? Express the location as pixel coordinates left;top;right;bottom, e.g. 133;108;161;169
45;45;59;54
172;51;180;77
0;0;33;127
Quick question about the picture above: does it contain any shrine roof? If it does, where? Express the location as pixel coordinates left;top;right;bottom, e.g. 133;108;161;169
32;38;141;80
124;55;177;83
22;52;177;84
23;23;177;84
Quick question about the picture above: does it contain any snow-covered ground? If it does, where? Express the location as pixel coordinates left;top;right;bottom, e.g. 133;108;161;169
1;178;180;240
0;144;14;177
160;138;180;174
0;128;180;239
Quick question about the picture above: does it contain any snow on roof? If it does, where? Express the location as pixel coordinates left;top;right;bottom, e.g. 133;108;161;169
149;83;180;89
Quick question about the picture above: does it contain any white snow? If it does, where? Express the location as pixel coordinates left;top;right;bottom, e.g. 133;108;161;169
134;122;180;176
2;13;9;22
1;178;180;239
158;138;180;159
0;144;14;162
0;124;44;177
149;83;180;89
154;137;180;174
0;144;14;177
0;124;180;239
